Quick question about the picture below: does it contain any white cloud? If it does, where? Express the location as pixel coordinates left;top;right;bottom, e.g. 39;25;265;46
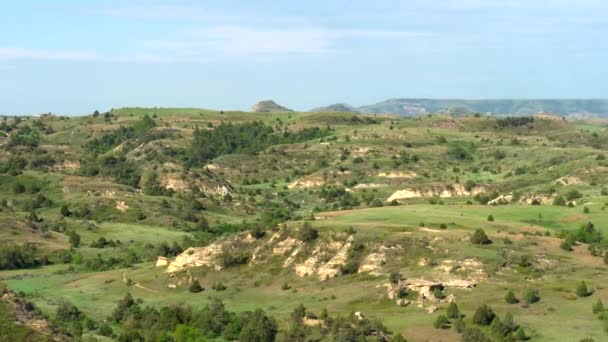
141;26;427;58
0;47;170;63
0;48;99;62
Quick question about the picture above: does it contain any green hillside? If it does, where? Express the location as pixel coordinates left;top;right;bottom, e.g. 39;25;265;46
1;108;608;341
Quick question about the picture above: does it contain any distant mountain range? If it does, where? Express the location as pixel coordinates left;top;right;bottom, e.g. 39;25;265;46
310;99;608;118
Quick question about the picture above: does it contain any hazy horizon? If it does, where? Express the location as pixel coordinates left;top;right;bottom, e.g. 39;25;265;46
2;0;607;115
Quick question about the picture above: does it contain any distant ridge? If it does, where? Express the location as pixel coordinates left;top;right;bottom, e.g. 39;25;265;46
251;100;292;113
357;98;608;118
309;103;360;113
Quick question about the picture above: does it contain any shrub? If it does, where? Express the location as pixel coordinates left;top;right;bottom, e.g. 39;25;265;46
370;199;384;207
462;327;491;342
552;196;566;206
189;280;204;293
433;314;450;329
523;288;540;304
487;214;494;222
446;302;460;319
565;189;583;201
98;323;113;337
212;281;227;292
560;235;575;251
220;251;250;268
505;289;519;304
472;305;495;325
0;244;40;270
593;299;605;314
68;231;81;248
298;222;319;242
471;229;492;245
576;281;591;298
389;271;402;285
239;309;278;342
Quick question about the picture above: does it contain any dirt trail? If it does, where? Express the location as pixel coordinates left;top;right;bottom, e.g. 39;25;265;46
134;283;161;294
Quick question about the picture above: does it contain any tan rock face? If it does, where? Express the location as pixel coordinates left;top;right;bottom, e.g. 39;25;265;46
317;237;353;280
387;184;486;202
115;201;129;212
51;160;80;172
294;236;354;281
554;176;583;185
488;194;513;205
378;171;417;179
167;244;224;273
155;256;168;267
166;235;253;273
288;176;324;189
358;245;398;276
519;193;553;205
273;238;300;255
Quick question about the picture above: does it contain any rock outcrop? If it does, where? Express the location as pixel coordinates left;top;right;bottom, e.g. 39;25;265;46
387;184;486;202
295;236;354;281
251;100;292;113
166;235;253;273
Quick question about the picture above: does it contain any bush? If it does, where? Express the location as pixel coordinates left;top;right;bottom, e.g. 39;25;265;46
505;289;519;304
0;244;40;270
389;272;402;284
212;281;227;291
98;323;113;337
447;302;460;319
472;305;495;325
220;251;250;268
592;299;605;314
576;281;591;298
68;231;81;248
523;288;540;304
239;309;278;342
553;196;566;206
297;222;319;242
462;327;491;342
433;314;450;329
471;229;492;245
189;280;204;293
487;214;494;222
565;189;583;201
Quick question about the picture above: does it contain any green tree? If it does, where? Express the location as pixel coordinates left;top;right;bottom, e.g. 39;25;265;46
515;327;527;340
576;281;591;298
433;314;450;329
592;299;605;314
472;305;495;325
490;316;504;336
174;325;205;342
462;327;491;342
239;309;278;342
505;289;519;304
389;271;402;284
392;333;408;342
68;231;80;248
471;229;492;245
447;302;460;319
297;222;319;242
60;204;71;217
523;288;540;304
189;280;204;293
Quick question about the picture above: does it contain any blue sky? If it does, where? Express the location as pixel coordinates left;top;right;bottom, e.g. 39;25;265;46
1;0;607;115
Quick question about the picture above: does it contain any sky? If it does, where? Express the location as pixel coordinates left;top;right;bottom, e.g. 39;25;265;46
1;0;607;115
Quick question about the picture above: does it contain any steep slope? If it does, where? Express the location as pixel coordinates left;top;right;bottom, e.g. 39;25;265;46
251;100;293;113
310;103;360;113
358;98;608;117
